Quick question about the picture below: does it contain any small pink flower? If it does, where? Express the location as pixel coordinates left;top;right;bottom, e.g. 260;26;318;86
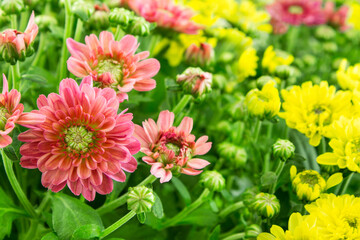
18;77;140;201
0;11;38;64
66;31;160;102
270;17;289;34
134;110;212;183
0;74;45;148
128;0;203;34
323;2;350;31
185;43;214;67
267;0;326;26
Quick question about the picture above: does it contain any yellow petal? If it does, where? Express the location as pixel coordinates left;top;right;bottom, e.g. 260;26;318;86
257;233;276;240
290;165;297;180
326;173;343;190
317;152;338;165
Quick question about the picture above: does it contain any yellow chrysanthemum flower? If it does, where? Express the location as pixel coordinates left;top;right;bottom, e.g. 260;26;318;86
290;166;342;201
245;81;280;119
279;81;352;146
348;2;360;30
317;117;360;173
181;0;219;27
305;194;360;239
336;59;360;91
262;46;294;73
237;47;258;82
257;212;319;240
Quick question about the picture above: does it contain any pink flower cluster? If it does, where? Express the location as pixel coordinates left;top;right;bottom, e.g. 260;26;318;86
267;0;349;34
128;0;203;34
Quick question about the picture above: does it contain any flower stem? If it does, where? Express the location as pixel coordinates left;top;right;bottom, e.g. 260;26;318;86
1;149;37;218
19;11;30;31
339;172;355;195
32;33;46;67
218;201;244;219
100;210;136;239
10;14;17;29
58;0;74;81
222;233;245;240
160;188;210;229
253;118;262;143
320;137;327;155
270;160;285;194
74;18;83;42
114;25;124;41
96;175;157;215
172;95;193;115
11;62;21;90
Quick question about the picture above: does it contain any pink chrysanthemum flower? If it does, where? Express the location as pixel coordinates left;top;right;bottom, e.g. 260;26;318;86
0;11;38;64
18;77;140;201
266;0;326;26
323;2;350;31
66;31;160;102
134;110;212;183
128;0;203;34
270;17;289;34
0;74;45;148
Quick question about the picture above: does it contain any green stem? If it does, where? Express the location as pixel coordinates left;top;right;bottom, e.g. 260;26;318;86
24;220;38;240
74;18;83;42
36;192;51;214
283;125;289;139
253;118;262;143
11;63;20;90
320;137;327;154
11;14;17;29
339;172;355;195
160;188;210;229
1;149;37;218
58;0;74;81
114;25;124;41
270;160;285;194
222;233;245;240
172;95;193;115
19;11;30;31
148;34;160;57
100;210;136;239
218;201;244;219
96;175;157;215
32;33;46;67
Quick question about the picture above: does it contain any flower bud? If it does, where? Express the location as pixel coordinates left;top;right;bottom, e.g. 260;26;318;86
250;192;280;218
127;186;155;214
127;16;151;37
315;25;336;40
272;139;295;161
200;170;225;192
302;54;317;67
323;42;338;53
218;142;247;167
35;15;57;32
1;0;24;15
87;4;110;30
0;9;9;25
274;65;295;79
185;42;214;68
245;224;262;239
72;0;94;22
176;67;212;98
109;8;134;27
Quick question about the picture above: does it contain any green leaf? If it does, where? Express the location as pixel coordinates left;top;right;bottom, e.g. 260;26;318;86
137;212;146;224
209;225;221;240
180;203;218;227
151;192;164;219
0;187;27;239
3;127;22;161
51;193;104;240
71;224;102;240
171;177;191;205
41;232;59;240
261;171;277;187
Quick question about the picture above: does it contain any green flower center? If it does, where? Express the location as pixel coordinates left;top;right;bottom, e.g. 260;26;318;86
299;173;319;188
165;143;181;155
96;59;123;87
311;105;332;125
0;106;8;131
64;126;93;152
346;217;359;229
288;5;304;15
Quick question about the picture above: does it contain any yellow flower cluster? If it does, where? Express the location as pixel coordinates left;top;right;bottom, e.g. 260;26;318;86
262;46;294;73
348;2;360;30
237;47;258;82
279;81;352;146
336;59;360;91
258;194;360;240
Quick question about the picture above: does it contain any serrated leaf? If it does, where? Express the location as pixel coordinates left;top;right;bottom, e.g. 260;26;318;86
41;232;59;240
51;193;104;240
71;224;101;240
151;192;164;219
261;171;277;187
171;177;191;205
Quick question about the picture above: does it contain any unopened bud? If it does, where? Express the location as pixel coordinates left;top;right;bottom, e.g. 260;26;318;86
185;42;214;68
127;16;150;36
274;65;295;79
87;4;110;30
127;186;155;214
200;170;225;192
72;0;94;22
218;142;247;167
1;0;24;15
250;193;280;218
176;67;212;98
35;15;57;32
245;224;262;239
109;8;134;27
272;139;295;161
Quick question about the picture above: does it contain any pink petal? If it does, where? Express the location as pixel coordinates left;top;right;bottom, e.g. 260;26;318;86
177;117;193;135
93;174;113;195
0;134;12;148
157;110;174;131
99;31;114;55
132;58;160;79
181;168;202;175
133;78;156;91
82;187;96;201
17;112;45;126
2;74;8;94
68;180;82;195
66;38;90;61
187;158;210;169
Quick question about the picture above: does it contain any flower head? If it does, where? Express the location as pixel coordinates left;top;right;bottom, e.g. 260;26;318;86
237;47;258;82
66;31;160;102
305;194;360;239
200;170;225;192
128;0;203;34
336;59;360;91
317;117;360;173
0;11;38;64
257;212;319;240
250;193;280;218
127;186;155;214
176;67;212;98
18;77;140;201
290;166;342;201
270;17;289;34
323;2;350;31
0;74;44;148
245;81;280;120
262;46;294;74
134;110;212;183
279;81;352;146
266;0;326;26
